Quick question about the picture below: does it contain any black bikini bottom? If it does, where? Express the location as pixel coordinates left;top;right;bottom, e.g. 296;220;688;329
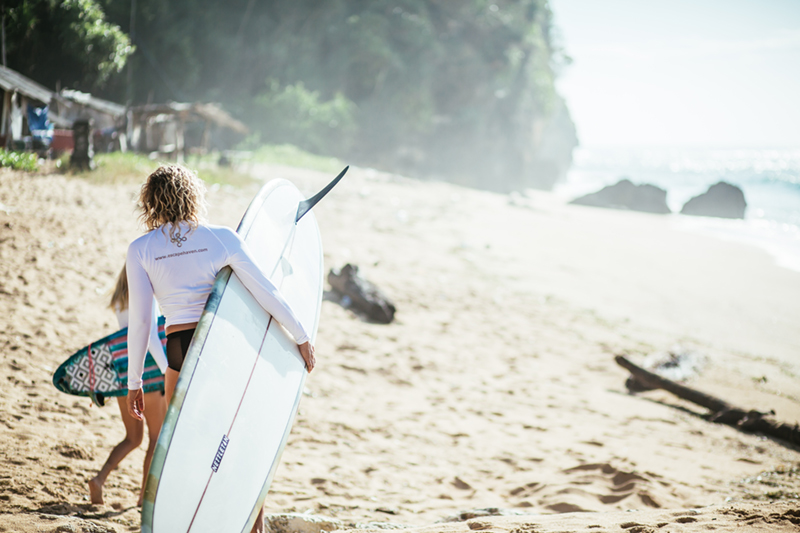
166;328;196;372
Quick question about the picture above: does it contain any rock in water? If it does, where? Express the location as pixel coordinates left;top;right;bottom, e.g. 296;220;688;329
569;179;671;214
680;181;746;219
328;263;396;324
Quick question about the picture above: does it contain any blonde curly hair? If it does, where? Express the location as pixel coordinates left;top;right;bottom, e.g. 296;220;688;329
138;165;207;240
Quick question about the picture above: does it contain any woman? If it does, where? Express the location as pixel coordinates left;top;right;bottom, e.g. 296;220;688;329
125;164;315;421
89;265;167;506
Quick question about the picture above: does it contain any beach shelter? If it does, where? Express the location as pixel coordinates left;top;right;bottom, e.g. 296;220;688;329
0;64;57;150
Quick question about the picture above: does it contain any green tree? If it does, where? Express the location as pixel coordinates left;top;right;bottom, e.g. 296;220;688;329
25;0;575;190
253;80;356;155
4;0;133;92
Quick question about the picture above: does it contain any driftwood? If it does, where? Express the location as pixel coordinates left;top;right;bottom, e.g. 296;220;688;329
328;264;396;324
624;348;704;392
616;355;800;446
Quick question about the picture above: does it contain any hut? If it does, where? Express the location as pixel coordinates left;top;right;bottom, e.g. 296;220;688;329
0;64;59;151
54;90;127;153
129;102;249;162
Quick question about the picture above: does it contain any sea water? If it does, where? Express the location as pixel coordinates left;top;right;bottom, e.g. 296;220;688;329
553;146;800;272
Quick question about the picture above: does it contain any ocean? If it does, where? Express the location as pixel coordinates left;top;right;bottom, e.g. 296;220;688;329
553;146;800;272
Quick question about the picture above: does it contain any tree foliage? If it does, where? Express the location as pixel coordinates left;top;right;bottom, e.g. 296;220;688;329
252;80;356;155
4;0;576;190
3;0;133;92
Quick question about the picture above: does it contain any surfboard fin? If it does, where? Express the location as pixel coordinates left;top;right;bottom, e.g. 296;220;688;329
295;166;349;223
90;390;106;407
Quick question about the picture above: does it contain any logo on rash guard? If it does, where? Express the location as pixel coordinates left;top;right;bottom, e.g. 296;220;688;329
171;229;188;247
154;248;208;261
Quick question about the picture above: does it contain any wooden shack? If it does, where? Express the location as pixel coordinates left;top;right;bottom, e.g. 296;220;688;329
0;64;59;150
54;90;127;153
129;102;249;162
56;90;126;131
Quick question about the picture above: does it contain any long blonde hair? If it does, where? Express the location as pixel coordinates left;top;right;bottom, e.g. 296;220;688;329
138;164;206;240
109;265;128;311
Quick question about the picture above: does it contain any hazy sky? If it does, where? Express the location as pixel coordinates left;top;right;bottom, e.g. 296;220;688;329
548;0;800;148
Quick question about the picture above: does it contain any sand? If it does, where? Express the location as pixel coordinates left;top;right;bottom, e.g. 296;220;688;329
0;164;798;533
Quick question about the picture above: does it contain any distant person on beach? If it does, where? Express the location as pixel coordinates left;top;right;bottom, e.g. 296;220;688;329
89;265;167;506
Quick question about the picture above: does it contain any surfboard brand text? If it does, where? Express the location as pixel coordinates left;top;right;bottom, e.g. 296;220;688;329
211;434;229;472
155;248;208;261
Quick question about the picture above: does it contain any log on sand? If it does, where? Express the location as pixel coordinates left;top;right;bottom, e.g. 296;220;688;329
328;263;396;324
615;355;800;446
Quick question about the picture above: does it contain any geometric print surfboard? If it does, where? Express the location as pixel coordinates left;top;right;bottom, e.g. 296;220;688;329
52;316;167;407
68;341;118;393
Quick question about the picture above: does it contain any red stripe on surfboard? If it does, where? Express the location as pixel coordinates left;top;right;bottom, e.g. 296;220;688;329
147;273;235;530
184;205;296;531
152;184;301;531
87;343;96;396
185;317;274;533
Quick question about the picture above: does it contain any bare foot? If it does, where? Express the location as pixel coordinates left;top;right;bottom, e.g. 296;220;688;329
88;477;104;505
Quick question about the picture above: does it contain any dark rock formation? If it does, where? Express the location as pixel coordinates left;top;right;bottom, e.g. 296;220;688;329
569;179;671;214
328;264;396;324
680;181;746;219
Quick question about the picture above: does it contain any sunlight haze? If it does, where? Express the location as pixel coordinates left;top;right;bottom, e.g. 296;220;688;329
549;0;800;148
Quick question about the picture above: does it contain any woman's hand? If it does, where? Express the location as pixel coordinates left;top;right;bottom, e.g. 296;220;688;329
299;342;315;373
127;388;145;420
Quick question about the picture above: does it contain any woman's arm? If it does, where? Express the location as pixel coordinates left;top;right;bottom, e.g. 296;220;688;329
217;227;311;345
126;241;155;392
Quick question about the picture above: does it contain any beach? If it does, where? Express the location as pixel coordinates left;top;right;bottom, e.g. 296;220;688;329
0;164;798;532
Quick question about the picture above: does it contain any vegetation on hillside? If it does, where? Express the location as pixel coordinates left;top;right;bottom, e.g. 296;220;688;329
3;0;133;91
3;0;576;191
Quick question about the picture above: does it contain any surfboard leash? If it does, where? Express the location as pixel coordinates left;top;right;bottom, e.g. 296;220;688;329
87;342;96;406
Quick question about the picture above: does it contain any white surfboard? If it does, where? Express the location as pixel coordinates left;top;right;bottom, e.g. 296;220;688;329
140;178;327;533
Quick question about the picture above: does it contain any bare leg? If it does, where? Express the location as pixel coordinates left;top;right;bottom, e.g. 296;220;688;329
251;505;265;533
165;368;180;405
138;390;167;506
89;396;144;504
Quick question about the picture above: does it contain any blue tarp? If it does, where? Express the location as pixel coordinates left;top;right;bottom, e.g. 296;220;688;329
27;105;54;147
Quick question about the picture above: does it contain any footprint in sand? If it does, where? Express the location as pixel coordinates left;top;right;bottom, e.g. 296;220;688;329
560;462;662;508
510;462;667;513
508;481;544;498
620;521;656;533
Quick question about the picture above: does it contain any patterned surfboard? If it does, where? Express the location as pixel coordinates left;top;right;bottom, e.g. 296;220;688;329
52;317;167;407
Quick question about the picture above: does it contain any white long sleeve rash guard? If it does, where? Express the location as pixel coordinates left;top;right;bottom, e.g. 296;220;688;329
125;222;310;390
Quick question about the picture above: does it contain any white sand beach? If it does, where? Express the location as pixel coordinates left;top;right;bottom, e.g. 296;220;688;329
0;164;798;532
